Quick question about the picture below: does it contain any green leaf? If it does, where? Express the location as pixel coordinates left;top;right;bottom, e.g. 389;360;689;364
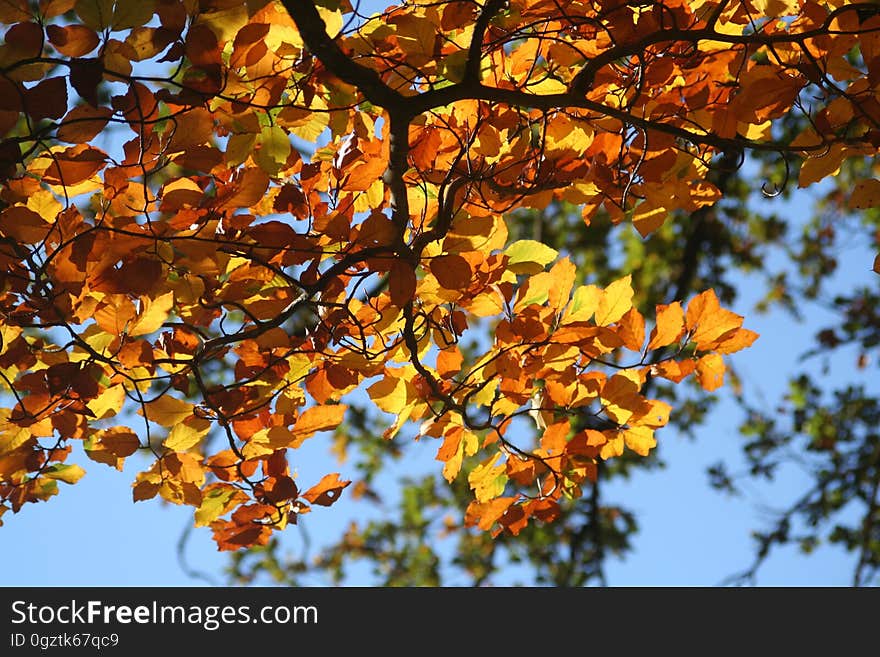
194;486;242;527
254;125;291;176
505;240;559;275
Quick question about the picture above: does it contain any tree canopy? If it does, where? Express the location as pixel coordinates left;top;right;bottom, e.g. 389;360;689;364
1;0;879;583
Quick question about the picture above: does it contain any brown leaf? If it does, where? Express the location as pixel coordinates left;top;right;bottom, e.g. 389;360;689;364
25;77;67;120
42;144;107;186
46;24;99;57
389;260;416;307
429;254;472;290
56;105;113;144
302;472;351;506
69;58;104;107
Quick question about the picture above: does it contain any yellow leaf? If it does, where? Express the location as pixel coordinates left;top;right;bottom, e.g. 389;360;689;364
87;384;126;420
128;291;174;337
254;125;291;176
695;353;725;391
562;284;601;323
164;417;211;452
631;399;672;428
194;484;247;527
595;275;633;326
367;376;410;415
751;0;800;16
622;425;656;456
599;433;624;460
141;395;193;427
468;453;508;503
43;463;86;484
513;271;553;312
0;426;32;456
547;258;577;314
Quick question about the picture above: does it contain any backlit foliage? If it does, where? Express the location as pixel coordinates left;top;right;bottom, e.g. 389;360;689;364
0;0;878;550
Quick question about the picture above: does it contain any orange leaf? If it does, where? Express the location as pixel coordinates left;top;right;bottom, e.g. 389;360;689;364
849;179;880;209
46;24;99;57
289;404;347;448
217;168;270;210
616;307;645;352
464;497;517;531
695;353;725;391
540;420;570;456
302;472;351;506
632;201;667;237
685;289;743;351
714;328;759;354
647;302;685;350
436;346;463;377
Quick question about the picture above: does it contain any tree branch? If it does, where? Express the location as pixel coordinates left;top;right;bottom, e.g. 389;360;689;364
280;0;404;109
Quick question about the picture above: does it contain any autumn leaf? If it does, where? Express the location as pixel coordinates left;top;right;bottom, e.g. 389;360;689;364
86;384;126;419
505;240;559;275
128;291;174;337
141;396;193;427
302;473;351;506
685;289;744;351
0;0;810;555
42;464;86;485
468;453;508;503
289;404;347;448
648;302;685;350
389;260;417;307
429;254;472;290
595;275;634;326
695;353;725;391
